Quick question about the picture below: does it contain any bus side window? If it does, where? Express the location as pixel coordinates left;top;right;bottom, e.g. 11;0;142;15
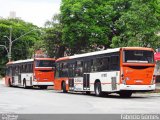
26;64;28;73
96;58;103;72
22;65;25;73
102;57;110;71
18;65;21;73
62;62;68;77
83;60;91;73
15;66;18;75
31;64;33;72
55;63;60;78
110;55;120;71
68;63;75;77
91;59;96;72
59;63;63;77
75;61;83;77
24;64;27;73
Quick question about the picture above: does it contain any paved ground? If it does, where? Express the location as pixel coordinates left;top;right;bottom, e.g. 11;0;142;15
0;79;160;114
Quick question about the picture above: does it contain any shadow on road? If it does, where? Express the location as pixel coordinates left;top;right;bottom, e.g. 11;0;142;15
54;91;151;99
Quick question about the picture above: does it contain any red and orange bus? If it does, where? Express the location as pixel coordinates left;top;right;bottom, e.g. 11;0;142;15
54;47;155;97
5;58;55;89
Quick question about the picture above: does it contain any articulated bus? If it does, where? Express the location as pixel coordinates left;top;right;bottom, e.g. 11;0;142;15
5;58;55;89
54;47;155;97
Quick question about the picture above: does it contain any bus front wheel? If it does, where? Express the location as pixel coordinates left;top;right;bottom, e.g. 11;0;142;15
62;81;67;93
95;82;103;97
23;80;28;89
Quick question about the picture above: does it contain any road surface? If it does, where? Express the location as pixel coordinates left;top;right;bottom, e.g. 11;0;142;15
0;80;160;114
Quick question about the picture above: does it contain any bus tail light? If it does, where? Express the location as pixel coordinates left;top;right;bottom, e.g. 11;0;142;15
34;73;37;81
151;75;156;84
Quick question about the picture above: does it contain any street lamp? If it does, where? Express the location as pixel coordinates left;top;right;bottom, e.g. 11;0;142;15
0;27;39;62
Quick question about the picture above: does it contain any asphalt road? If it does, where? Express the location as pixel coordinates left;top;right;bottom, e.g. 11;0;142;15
0;80;160;114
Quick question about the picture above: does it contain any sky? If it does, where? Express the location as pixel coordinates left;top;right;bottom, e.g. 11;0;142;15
0;0;61;27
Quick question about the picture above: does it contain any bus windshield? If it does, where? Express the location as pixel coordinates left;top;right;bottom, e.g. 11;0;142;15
35;60;55;67
124;50;154;63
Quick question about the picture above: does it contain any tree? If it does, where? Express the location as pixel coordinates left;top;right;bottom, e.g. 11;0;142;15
0;18;42;76
111;0;160;48
44;14;65;58
61;0;160;54
61;0;116;55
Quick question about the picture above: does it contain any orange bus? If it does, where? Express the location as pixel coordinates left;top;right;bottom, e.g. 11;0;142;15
5;58;55;89
54;47;155;97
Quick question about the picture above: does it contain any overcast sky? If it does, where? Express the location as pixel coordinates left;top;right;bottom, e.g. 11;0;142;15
0;0;61;27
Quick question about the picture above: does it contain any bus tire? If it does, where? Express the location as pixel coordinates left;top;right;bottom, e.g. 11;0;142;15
95;82;103;97
23;80;28;89
119;91;132;98
62;81;67;93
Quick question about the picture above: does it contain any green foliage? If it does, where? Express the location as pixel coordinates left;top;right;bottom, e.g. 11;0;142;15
0;18;42;76
60;0;160;55
111;0;160;48
61;0;115;54
151;0;160;15
44;14;65;58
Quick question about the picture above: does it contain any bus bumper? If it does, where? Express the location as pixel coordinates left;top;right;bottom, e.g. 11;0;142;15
33;81;54;86
119;84;155;91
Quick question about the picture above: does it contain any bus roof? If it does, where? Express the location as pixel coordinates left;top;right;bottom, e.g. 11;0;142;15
34;58;55;61
6;59;34;65
56;47;154;62
6;58;55;65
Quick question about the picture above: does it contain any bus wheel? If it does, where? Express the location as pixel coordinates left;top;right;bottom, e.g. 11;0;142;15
95;82;103;97
23;80;28;89
119;91;132;98
62;81;67;93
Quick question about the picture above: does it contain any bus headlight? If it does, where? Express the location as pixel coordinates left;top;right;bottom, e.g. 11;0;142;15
66;80;68;84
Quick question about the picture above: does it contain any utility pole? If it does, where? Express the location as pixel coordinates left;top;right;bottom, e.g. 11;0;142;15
0;26;38;62
8;27;12;61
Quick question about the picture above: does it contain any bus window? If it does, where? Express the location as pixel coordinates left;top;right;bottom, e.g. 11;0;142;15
68;63;75;77
83;60;91;73
35;60;55;67
110;55;120;70
61;62;69;77
101;57;110;71
75;61;83;77
91;59;97;72
15;66;19;75
55;63;60;78
124;50;154;63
